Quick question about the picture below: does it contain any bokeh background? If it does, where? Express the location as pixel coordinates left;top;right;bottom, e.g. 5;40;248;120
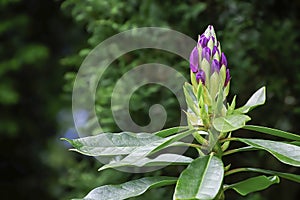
1;0;300;199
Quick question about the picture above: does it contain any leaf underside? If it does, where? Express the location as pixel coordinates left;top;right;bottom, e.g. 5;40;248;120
75;176;176;200
99;153;193;171
238;138;300;167
236;86;266;113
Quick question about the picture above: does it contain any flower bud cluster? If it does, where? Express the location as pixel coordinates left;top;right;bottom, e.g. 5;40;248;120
186;25;231;130
190;25;230;92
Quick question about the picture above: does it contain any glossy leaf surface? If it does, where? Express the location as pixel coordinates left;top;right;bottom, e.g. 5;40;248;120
174;155;224;200
213;114;251;132
236;86;266;113
243;125;300;141
226;175;279;196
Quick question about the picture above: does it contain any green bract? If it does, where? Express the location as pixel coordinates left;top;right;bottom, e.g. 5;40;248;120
64;25;300;200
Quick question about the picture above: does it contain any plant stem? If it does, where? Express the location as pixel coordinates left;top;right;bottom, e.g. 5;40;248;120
214;187;225;200
225;168;249;176
177;142;205;156
223;146;258;156
196;147;205;156
173;142;202;149
219;137;238;143
192;131;207;145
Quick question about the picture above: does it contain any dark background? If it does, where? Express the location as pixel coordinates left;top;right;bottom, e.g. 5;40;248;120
1;0;300;199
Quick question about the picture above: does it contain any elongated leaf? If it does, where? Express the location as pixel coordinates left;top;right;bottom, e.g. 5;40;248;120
243;168;300;183
236;86;266;113
291;141;300;146
238;138;300;167
174;155;224;200
227;95;236;115
99;154;193;171
76;177;176;200
98;129;194;170
185;109;203;126
243;125;300;141
216;86;224;115
183;82;199;115
154;126;189;137
201;83;213;106
226;175;279;196
197;79;203;101
151;129;194;154
63;132;161;156
213;114;251;132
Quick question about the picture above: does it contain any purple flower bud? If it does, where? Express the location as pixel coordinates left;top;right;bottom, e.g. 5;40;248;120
225;68;231;87
221;52;227;67
189;46;199;73
212;46;220;56
204;25;216;40
201;47;211;62
196;69;206;85
199;36;208;48
210;36;216;44
211;59;220;73
190;25;230;89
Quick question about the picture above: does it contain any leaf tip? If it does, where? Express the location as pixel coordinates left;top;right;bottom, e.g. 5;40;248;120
60;137;70;142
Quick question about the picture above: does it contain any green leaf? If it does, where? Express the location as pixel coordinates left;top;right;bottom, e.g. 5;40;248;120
174;155;224;200
190;71;198;91
197;80;203;101
63;132;162;156
201;83;213;106
209;72;219;100
98;129;194;170
151;129;195;154
227;95;236;115
185;110;203;126
183;82;199;115
243;125;300;141
76;177;176;200
221;132;231;151
238;138;300;167
236;86;266;113
291;141;300;146
243;168;300;183
99;153;193;171
216;84;224;116
226;175;280;196
213;114;251;132
154;126;188;137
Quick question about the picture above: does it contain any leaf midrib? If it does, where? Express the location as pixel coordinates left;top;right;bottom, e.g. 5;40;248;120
195;155;212;198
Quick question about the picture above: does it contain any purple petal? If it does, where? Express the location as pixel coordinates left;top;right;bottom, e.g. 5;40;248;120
221;52;228;66
189;46;199;73
196;69;206;85
211;59;220;73
201;47;211;61
199;34;205;39
199;36;208;48
209;36;215;44
224;68;231;86
212;46;220;56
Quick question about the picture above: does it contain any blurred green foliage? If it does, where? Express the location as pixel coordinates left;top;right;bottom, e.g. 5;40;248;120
0;0;86;199
2;0;300;199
